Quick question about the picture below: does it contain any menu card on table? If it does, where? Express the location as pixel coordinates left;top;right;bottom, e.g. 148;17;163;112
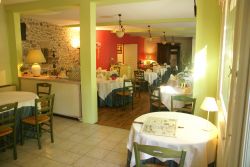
141;117;177;137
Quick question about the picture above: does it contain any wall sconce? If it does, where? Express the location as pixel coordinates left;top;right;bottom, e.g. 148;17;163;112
69;27;80;49
72;38;80;49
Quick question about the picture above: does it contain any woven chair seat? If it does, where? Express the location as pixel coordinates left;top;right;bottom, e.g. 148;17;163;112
116;91;131;96
22;115;50;125
0;126;13;137
151;101;166;108
144;164;167;167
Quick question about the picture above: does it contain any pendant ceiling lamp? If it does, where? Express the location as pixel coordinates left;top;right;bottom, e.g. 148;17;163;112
148;25;152;41
194;0;197;17
171;36;175;45
116;14;125;38
162;32;167;45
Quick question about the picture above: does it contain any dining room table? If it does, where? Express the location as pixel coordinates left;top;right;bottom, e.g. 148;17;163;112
97;77;131;107
0;91;39;142
127;112;218;167
152;65;167;77
144;71;158;86
159;85;192;110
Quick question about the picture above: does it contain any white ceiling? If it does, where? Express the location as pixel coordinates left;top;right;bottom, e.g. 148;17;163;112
2;0;196;38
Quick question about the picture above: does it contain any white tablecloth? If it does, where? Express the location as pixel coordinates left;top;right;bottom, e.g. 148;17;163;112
160;85;189;109
153;66;167;77
97;79;124;100
0;91;38;108
127;112;218;167
144;71;158;85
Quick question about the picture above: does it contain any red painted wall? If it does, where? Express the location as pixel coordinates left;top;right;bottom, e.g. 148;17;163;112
96;30;145;70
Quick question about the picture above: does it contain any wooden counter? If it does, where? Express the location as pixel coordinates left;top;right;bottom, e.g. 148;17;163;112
20;76;80;84
19;76;82;120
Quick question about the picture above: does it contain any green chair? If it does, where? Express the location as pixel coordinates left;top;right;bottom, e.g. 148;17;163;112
21;94;55;149
134;70;147;97
36;83;51;98
0;102;18;160
149;86;168;112
115;79;134;110
170;95;196;115
134;142;186;167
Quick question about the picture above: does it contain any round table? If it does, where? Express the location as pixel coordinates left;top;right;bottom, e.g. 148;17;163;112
0;91;38;108
144;71;158;85
159;85;192;110
127;112;218;167
97;78;124;100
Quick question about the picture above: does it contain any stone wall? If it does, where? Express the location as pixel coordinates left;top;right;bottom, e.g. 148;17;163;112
21;17;80;75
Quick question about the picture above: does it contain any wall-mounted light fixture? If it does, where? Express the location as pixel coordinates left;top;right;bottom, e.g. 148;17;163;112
70;27;80;49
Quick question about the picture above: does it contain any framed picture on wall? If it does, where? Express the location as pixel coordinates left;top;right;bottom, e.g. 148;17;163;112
117;44;123;54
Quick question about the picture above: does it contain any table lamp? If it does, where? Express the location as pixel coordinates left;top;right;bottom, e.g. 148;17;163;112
26;49;46;76
200;97;219;121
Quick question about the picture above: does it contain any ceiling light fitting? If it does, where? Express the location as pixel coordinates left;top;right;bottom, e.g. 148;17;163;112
148;25;152;41
171;36;175;45
162;32;167;45
194;0;197;17
116;14;125;38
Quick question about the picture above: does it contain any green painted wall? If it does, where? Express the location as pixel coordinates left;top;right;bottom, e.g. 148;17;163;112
0;5;12;86
193;0;221;122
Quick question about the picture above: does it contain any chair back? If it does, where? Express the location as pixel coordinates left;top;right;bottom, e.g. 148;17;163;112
149;86;161;107
134;70;145;81
134;142;186;167
171;95;196;114
123;79;134;96
35;94;55;121
0;102;18;135
37;83;51;98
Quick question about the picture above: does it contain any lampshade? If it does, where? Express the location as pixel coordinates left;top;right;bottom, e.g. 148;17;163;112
26;49;46;64
200;97;219;112
116;30;125;38
26;49;46;77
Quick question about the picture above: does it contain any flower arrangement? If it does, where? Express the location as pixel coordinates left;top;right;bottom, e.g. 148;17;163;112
176;70;193;87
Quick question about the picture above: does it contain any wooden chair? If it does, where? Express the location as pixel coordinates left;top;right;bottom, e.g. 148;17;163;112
149;86;168;112
134;70;147;97
171;95;196;115
21;94;55;149
134;142;186;167
36;83;51;98
115;79;134;110
0;102;18;160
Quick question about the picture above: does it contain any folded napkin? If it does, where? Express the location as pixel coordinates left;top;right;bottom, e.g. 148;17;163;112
170;74;177;80
117;77;124;82
97;73;104;79
122;74;127;79
97;67;102;72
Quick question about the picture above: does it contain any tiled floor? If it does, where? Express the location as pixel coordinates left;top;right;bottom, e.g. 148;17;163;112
0;116;130;167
